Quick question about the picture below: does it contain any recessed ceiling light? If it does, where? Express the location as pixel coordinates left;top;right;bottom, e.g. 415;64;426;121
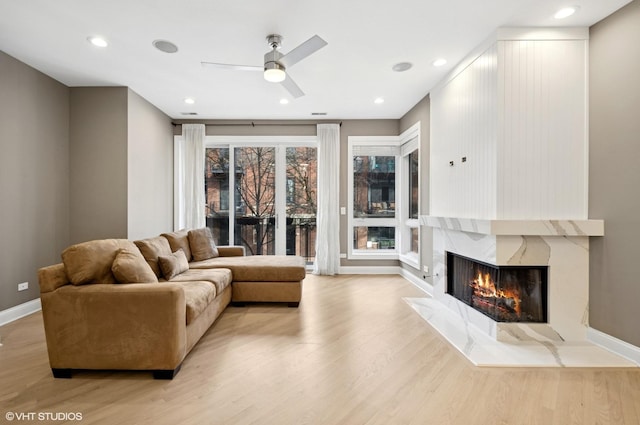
280;99;289;105
392;62;413;72
153;39;179;53
184;98;195;105
87;36;108;48
554;6;579;19
432;58;447;67
374;97;385;104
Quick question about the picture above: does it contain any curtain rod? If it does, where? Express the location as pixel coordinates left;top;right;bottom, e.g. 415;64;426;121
172;121;342;127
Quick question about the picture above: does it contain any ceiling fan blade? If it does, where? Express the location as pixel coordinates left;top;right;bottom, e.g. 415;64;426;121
279;35;327;68
201;61;262;71
281;75;305;98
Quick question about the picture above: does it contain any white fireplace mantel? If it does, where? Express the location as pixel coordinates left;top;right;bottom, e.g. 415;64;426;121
420;216;604;237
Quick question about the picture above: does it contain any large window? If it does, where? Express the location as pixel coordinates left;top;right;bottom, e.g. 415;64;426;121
348;138;399;259
204;137;317;264
353;154;396;253
348;124;420;263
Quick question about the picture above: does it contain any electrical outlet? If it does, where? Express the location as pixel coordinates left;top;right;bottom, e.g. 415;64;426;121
18;282;28;291
423;265;429;274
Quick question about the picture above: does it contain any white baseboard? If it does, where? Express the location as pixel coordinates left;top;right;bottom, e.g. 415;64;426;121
399;268;434;296
0;298;42;327
587;327;640;366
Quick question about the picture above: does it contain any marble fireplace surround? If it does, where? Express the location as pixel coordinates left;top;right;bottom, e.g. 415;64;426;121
409;216;637;367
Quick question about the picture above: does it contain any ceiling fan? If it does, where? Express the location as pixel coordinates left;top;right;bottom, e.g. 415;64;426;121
201;34;328;98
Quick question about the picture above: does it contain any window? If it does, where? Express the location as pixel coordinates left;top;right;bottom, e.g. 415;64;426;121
205;147;230;245
348;138;399;259
204;137;317;265
348;123;420;264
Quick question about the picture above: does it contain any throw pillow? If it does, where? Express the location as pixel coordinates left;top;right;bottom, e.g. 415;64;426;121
158;249;190;280
111;249;159;284
161;230;192;262
188;227;220;261
133;236;172;278
62;239;139;285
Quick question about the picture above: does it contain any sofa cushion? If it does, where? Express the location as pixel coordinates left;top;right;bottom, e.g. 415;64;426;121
161;230;192;262
112;249;158;284
189;255;306;282
171;281;217;325
62;239;139;285
169;268;232;295
134;236;172;278
188;227;219;261
158;249;190;280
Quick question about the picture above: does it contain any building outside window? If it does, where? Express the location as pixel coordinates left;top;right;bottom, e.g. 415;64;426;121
204;138;317;264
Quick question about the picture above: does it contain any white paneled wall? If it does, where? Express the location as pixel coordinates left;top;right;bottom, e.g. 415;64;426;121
498;39;588;219
431;29;588;220
431;44;498;218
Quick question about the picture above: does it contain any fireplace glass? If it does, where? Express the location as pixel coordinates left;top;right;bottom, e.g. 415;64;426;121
446;252;547;323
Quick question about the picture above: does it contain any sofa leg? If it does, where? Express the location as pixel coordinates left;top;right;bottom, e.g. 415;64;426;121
52;368;72;379
287;302;300;308
152;365;181;380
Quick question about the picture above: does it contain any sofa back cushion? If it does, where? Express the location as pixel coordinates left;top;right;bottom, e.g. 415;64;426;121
160;230;192;262
62;239;138;285
158;249;190;280
188;227;219;261
134;236;172;278
112;248;159;284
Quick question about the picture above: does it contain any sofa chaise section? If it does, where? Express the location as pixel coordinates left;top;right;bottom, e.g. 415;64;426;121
190;255;306;306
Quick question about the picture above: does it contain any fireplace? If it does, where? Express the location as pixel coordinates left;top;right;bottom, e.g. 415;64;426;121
446;252;548;323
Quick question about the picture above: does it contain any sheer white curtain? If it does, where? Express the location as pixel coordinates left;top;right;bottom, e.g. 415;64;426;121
174;124;205;230
313;123;341;275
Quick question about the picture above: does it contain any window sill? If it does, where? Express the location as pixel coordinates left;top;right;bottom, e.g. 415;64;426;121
399;252;419;270
349;250;399;261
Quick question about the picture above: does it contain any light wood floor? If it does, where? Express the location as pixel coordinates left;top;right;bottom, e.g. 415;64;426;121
1;274;639;425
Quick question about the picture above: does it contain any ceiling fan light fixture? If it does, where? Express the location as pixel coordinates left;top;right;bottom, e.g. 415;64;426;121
264;62;286;83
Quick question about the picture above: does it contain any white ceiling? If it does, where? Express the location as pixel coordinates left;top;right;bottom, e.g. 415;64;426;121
0;0;631;120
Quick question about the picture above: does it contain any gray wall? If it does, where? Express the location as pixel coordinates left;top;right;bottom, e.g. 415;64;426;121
127;89;174;240
399;94;433;282
69;87;173;244
589;0;640;347
69;87;129;243
0;51;70;310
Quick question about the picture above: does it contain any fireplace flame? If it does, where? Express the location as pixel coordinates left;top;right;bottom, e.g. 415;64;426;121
471;272;521;314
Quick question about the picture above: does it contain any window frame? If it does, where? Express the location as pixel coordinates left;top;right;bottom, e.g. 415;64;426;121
175;135;317;255
347;136;401;260
398;123;420;269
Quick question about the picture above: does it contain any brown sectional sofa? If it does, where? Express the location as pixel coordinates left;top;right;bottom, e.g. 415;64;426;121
38;228;306;379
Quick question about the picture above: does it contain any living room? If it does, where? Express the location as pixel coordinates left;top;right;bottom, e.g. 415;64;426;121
1;0;640;423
